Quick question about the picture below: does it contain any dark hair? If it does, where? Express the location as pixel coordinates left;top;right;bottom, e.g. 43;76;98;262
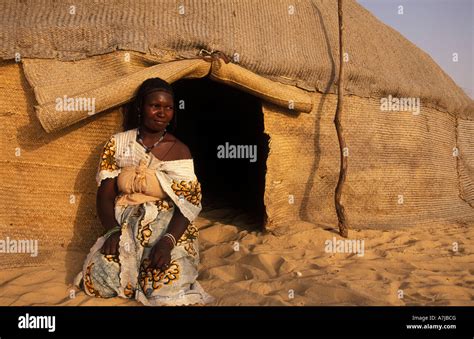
123;77;177;131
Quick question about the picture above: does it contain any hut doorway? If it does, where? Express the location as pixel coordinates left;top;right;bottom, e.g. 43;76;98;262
171;78;269;229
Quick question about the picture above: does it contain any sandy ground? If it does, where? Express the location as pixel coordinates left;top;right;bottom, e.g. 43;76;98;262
1;210;473;306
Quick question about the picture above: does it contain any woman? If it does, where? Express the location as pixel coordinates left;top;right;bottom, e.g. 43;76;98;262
76;78;214;306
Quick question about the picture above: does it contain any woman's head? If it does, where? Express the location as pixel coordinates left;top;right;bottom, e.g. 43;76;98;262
123;78;176;132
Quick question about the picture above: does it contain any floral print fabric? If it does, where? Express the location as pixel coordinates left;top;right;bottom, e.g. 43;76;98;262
78;129;213;305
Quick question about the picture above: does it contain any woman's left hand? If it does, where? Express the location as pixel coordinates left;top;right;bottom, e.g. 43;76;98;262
149;238;173;271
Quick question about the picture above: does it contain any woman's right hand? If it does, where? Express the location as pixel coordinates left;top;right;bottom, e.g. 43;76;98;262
101;232;121;255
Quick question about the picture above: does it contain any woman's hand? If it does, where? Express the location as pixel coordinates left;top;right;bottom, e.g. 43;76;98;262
101;232;121;256
149;238;173;271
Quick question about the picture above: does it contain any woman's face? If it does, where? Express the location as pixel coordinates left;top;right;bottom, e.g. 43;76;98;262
141;90;174;131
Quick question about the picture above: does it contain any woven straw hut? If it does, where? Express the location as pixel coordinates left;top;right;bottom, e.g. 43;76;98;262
1;0;473;270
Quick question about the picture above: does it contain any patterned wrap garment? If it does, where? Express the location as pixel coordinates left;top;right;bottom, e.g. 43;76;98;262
77;128;214;306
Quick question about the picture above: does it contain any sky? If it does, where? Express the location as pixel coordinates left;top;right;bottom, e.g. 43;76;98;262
357;0;473;98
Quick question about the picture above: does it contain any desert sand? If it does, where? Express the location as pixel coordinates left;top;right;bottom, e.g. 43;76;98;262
1;209;473;306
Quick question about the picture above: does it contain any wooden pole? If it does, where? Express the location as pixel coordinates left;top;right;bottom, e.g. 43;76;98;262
335;0;349;238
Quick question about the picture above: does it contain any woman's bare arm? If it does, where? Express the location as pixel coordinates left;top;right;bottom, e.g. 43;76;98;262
97;178;120;231
97;178;121;255
166;207;190;243
149;201;191;269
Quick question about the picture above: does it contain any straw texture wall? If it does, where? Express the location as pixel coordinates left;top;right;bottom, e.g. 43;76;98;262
458;119;474;206
1;62;473;269
0;61;123;268
0;0;473;270
1;0;472;118
263;95;474;230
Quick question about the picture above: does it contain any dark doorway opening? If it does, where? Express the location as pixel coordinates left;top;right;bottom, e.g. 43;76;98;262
171;78;269;229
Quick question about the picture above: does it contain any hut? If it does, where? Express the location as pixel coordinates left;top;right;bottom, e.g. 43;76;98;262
0;0;473;272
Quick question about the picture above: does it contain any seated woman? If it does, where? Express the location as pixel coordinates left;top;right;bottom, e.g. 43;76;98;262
76;77;214;306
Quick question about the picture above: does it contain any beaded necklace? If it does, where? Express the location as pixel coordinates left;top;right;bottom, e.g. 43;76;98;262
137;128;167;153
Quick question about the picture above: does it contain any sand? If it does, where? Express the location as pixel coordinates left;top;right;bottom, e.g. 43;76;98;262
1;210;473;306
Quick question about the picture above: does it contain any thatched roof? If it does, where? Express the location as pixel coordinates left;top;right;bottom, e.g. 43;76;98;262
1;0;472;118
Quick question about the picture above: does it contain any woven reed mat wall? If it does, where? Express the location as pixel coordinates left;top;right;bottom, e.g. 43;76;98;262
210;59;312;113
1;59;473;270
22;52;312;133
22;52;211;133
0;60;123;269
263;94;474;230
1;0;472;119
458;119;474;207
